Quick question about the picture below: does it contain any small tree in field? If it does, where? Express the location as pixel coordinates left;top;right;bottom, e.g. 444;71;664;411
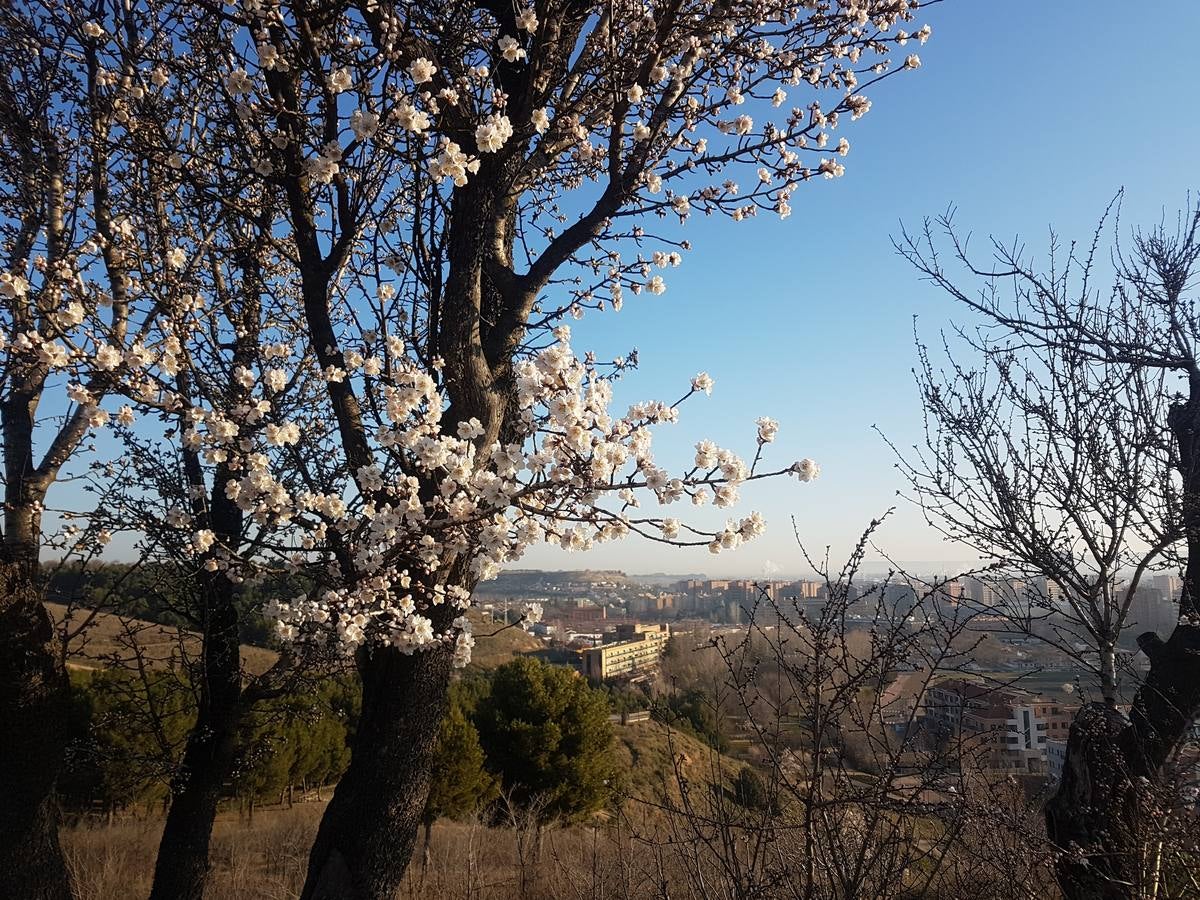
733;766;771;812
476;657;619;824
895;197;1200;899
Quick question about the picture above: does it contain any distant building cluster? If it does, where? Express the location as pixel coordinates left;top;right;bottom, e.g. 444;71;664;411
921;678;1077;775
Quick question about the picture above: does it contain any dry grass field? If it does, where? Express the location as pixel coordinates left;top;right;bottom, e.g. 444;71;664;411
46;603;541;677
63;802;691;900
60;720;741;900
46;602;280;676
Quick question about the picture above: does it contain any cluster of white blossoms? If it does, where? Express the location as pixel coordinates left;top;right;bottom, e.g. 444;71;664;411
429;139;480;186
4;252;818;649
209;0;930;222
253;329;816;663
474;113;514;153
44;0;888;669
265;580;477;664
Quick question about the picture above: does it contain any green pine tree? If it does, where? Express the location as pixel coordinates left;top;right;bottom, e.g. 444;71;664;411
475;657;619;824
421;683;499;863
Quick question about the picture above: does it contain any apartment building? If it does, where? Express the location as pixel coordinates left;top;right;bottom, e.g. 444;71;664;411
580;623;670;681
922;678;1076;773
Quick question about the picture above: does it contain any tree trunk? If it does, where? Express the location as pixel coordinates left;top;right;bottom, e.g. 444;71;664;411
1047;378;1200;899
299;642;454;900
1046;623;1200;899
1099;639;1118;707
1;387;75;900
149;574;244;900
421;816;433;874
0;568;74;900
148;704;241;900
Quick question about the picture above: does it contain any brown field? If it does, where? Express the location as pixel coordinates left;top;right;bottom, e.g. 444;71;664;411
61;720;741;900
63;802;682;900
46;603;541;677
46;602;280;676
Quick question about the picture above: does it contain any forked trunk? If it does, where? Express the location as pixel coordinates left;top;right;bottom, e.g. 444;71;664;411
1047;378;1200;899
300;642;454;900
1045;624;1200;899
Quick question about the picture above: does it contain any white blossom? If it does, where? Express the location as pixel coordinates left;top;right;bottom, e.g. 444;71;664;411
191;529;216;554
497;36;526;64
475;114;513;153
225;68;253;96
407;57;437;84
791;458;821;482
515;9;538;33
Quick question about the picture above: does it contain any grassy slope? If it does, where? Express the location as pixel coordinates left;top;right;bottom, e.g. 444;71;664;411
46;601;547;679
46;601;279;675
464;611;544;669
612;718;744;809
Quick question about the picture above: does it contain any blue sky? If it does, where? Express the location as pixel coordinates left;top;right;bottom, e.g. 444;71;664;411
522;0;1200;577
45;2;1200;579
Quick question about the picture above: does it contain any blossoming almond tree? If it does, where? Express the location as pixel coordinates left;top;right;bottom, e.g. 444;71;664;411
8;0;935;896
0;7;183;896
30;13;338;892
5;7;320;895
162;1;930;896
108;204;330;899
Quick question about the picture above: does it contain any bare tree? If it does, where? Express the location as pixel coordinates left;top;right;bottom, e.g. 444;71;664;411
888;233;1179;706
621;521;1059;899
895;195;1200;899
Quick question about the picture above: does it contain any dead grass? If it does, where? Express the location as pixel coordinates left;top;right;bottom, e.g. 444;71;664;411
61;722;747;900
61;802;677;900
46;602;536;678
47;602;279;676
64;806;319;900
613;719;743;807
463;611;544;669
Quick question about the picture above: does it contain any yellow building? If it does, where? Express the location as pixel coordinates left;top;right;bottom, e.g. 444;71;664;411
581;624;670;681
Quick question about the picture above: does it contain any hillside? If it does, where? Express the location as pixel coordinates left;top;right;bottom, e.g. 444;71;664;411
475;569;635;596
612;718;745;808
46;602;279;676
464;611;544;668
47;602;542;677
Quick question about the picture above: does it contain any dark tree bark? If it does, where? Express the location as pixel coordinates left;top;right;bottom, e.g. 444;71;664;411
300;642;454;900
0;569;73;900
147;239;265;898
148;576;245;900
1046;624;1200;899
148;709;242;900
1;381;75;900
